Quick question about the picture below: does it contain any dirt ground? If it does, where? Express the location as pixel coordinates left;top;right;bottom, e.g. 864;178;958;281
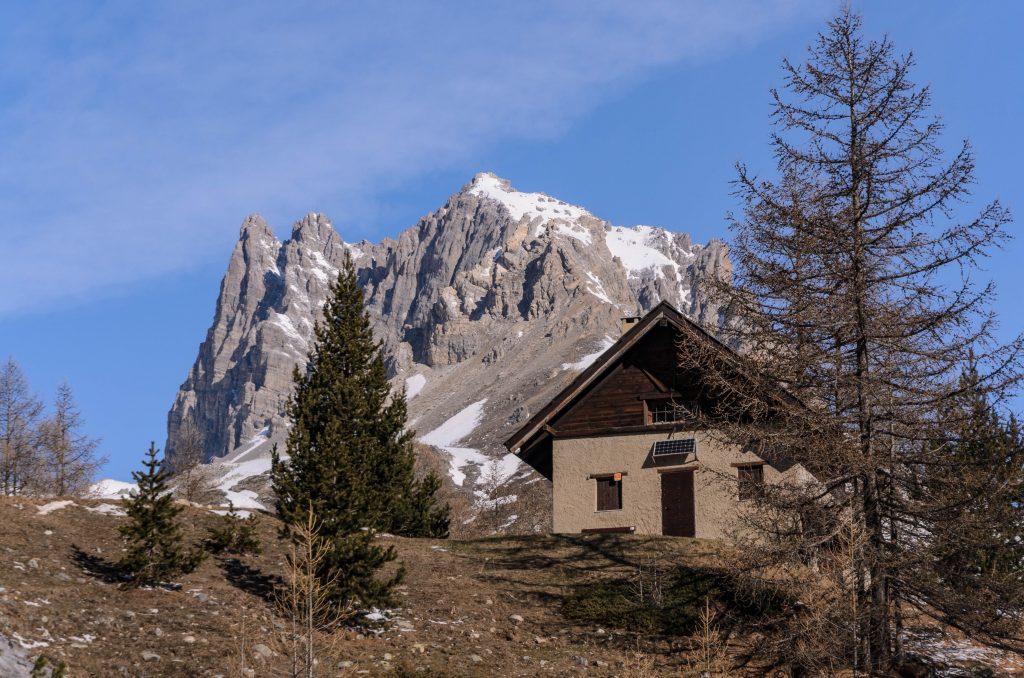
1;496;1022;677
0;496;726;677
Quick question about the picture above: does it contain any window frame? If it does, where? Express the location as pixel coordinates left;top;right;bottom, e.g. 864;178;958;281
595;475;623;512
736;464;765;501
644;398;679;425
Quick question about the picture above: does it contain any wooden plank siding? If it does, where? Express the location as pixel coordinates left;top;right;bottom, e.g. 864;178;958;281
551;326;689;437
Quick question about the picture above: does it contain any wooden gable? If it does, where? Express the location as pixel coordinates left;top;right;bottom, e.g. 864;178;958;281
551;325;683;436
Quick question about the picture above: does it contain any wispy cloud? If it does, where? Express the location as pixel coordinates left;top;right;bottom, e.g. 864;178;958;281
0;0;821;315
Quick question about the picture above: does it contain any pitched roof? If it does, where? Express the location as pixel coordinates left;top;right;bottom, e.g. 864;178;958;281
505;301;722;454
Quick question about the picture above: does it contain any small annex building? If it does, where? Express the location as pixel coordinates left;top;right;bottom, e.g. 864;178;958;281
505;301;802;539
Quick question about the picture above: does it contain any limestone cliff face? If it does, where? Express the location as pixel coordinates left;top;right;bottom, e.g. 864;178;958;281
166;173;729;501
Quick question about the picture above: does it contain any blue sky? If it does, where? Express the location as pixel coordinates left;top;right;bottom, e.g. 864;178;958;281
2;1;1022;481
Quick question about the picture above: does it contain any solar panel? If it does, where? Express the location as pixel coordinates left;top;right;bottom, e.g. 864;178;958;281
652;438;696;458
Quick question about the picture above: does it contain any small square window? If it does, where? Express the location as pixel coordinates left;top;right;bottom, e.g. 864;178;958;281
596;476;622;511
737;464;764;501
646;399;679;425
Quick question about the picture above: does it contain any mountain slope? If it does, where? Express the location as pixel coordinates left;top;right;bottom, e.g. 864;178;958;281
164;173;730;509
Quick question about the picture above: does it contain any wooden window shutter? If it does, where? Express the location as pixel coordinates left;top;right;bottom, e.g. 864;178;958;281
596;476;623;511
737;464;765;501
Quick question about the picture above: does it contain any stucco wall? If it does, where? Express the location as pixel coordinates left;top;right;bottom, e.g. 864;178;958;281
551;430;786;538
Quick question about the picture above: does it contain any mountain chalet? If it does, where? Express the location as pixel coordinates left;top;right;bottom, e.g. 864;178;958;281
505;301;807;538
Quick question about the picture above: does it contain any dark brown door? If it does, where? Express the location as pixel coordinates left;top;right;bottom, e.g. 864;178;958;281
661;471;695;537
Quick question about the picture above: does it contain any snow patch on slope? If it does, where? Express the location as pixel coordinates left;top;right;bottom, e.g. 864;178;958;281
562;336;615;372
37;500;75;515
405;374;427;400
88;479;136;499
606;226;676;276
211;427;274;510
419;399;520;487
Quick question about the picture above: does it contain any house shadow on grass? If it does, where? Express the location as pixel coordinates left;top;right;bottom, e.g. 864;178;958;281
463;533;786;656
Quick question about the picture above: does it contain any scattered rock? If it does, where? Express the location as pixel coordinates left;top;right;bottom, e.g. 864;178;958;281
141;651;161;662
470;654;484;663
509;614;524;624
572;655;588;667
337;660;354;668
253;643;273;658
183;635;196;644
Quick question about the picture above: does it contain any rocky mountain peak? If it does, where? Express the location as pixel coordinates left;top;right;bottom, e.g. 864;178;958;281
166;174;729;512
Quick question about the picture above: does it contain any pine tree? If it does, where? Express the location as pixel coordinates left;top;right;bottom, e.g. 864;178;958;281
204;501;262;556
118;442;205;586
272;254;448;614
929;365;1024;595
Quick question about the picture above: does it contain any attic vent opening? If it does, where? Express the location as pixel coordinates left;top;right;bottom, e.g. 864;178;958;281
652;438;696;459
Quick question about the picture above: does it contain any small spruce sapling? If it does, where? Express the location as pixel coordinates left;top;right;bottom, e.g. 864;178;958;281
118;442;205;586
204;502;262;556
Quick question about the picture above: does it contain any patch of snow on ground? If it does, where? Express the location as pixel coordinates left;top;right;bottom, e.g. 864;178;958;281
222;489;265;511
86;503;127;516
904;627;1024;670
88;478;136;499
215;458;271;510
420;400;489;486
606;225;675;277
562;336;615;372
405;374;427;400
209;428;274;511
36;500;75;515
11;631;48;649
419;400;518;487
212;508;252;517
227;426;272;464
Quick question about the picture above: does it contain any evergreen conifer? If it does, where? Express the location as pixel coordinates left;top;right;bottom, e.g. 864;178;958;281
272;254;448;613
118;442;204;586
204;502;262;556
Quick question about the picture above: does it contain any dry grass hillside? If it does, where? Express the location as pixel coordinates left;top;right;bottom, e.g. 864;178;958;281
0;497;1020;677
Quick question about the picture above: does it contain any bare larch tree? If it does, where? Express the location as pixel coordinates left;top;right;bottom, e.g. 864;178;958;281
0;357;43;495
39;381;105;496
168;413;210;503
680;10;1024;674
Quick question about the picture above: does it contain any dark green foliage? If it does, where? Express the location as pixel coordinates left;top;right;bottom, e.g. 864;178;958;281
118;442;205;586
929;365;1024;590
272;254;449;613
204;502;262;556
563;564;786;636
31;656;67;678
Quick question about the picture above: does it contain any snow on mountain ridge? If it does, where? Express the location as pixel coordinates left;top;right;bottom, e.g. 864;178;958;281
165;172;730;518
